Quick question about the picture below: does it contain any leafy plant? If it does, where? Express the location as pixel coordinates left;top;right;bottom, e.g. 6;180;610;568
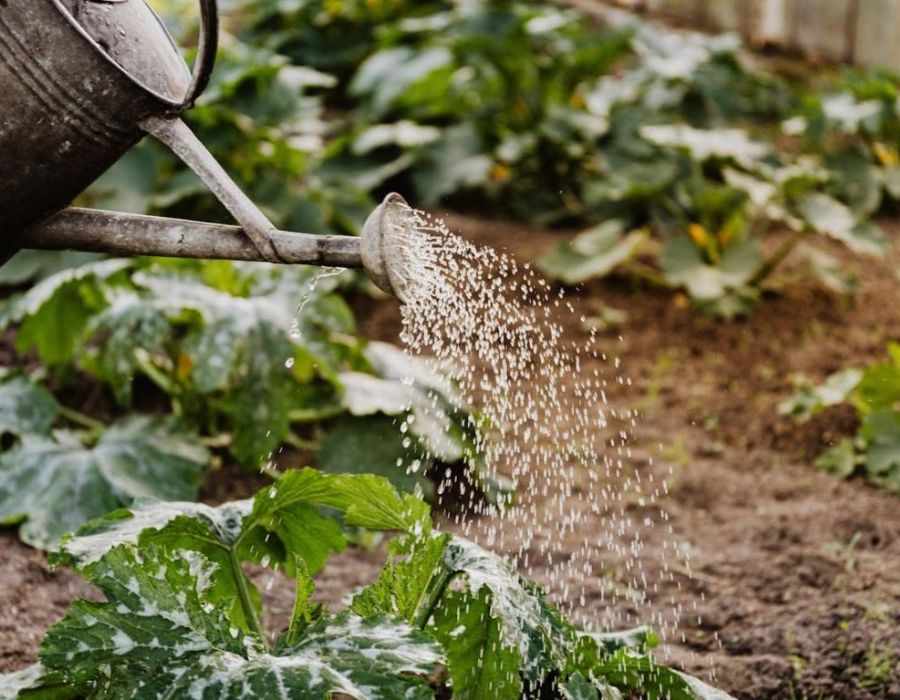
0;373;208;549
780;344;900;493
787;69;900;217
0;260;504;548
4;470;733;699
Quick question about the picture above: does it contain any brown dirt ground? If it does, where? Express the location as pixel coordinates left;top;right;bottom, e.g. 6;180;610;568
2;215;900;699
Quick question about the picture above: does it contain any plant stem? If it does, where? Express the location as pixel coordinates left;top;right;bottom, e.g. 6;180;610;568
285;432;320;452
414;567;456;630
624;260;668;288
750;227;811;287
229;549;265;643
260;464;284;481
288;406;345;424
58;405;106;433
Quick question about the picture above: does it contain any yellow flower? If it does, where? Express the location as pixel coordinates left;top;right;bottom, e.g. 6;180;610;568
569;92;586;110
687;223;709;247
490;162;512;183
873;142;899;167
176;353;194;381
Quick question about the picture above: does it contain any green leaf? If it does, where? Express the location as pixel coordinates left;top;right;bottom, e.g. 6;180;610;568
805;248;859;295
883;165;900;199
0;417;207;549
539;223;647;285
413;124;493;204
0;251;102;287
824;149;883;217
0;375;59;438
352;531;452;623
815;438;858;479
353;121;442;154
245;468;431;537
40;546;244;686
856;351;900;412
351;46;454;117
147;275;298;466
439;537;574;686
639;125;770;168
580;644;733;700
432;587;523;699
1;260;132;366
57;469;430;621
561;672;604;700
661;237;762;309
0;664;75;700
55;498;257;629
798;193;886;256
33;545;442;699
319;415;434;496
779;368;862;422
861;412;900;492
84;292;172;405
362;341;470;461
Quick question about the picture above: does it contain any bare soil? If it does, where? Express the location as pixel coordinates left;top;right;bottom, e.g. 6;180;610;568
2;215;899;699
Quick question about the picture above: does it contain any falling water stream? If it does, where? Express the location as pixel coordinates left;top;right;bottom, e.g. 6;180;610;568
289;205;702;667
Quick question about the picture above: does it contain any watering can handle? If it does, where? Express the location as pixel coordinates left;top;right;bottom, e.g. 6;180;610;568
139;0;283;264
182;0;219;109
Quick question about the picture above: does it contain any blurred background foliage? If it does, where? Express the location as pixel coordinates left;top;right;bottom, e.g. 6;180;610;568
93;0;900;315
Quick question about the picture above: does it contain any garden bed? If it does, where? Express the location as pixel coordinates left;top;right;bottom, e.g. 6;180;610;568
2;213;899;699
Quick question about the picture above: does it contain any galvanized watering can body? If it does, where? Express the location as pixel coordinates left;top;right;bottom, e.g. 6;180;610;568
0;0;200;244
0;0;407;297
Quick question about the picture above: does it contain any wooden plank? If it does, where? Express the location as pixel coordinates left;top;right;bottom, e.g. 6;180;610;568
793;0;853;61
854;0;900;70
645;0;707;25
754;0;790;46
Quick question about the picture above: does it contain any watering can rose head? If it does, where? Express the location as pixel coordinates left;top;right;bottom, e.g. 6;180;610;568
0;0;412;301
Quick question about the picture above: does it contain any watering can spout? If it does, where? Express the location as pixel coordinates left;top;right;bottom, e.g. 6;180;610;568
23;193;414;302
0;0;412;301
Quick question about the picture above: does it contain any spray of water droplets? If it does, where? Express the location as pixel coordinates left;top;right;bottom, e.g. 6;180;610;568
382;202;692;651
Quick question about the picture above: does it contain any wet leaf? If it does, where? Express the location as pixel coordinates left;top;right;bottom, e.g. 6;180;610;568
561;671;605;699
60;467;427;573
31;545;442;699
824;150;883;217
432;586;523;699
318;415;434;497
56;468;430;628
352;531;451;622
0;417;207;549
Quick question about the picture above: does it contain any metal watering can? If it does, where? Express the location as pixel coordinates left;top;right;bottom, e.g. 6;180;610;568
0;0;410;298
